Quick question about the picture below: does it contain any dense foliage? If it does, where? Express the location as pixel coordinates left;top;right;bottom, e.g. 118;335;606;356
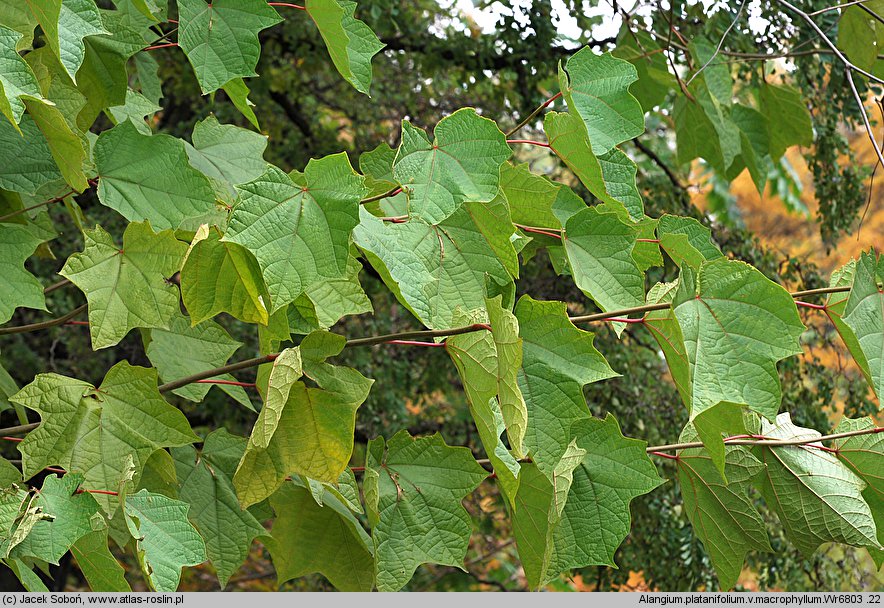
0;0;882;592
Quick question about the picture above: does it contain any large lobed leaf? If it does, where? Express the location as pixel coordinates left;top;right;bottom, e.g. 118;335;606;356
61;221;187;349
363;430;488;591
225;154;366;312
11;361;199;513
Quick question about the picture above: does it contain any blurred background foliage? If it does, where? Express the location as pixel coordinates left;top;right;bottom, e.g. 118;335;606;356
3;0;884;591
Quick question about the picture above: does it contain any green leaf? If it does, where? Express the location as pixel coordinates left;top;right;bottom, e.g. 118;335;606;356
447;297;527;501
674;79;741;174
0;487;52;557
644;280;691;407
7;558;49;591
656;214;723;269
513;415;662;587
755;413;879;556
28;0;109;82
558;48;644;155
124;489;207;592
11;361;199;513
233;331;373;506
676;426;771;589
95;121;219;230
177;0;282;94
250;346;302;449
137;449;178;499
267;479;374;591
499;161;562;228
0;223;49;325
11;473;100;565
171;433;264;587
758;84;813;162
180;225;270;327
730;104;771;195
185;115;267;203
515;296;618;477
612;28;675;112
75;10;147;130
0;25;43;128
544;111;616;206
597;147;643;220
359;142;397;197
306;0;384;95
392;108;511;224
225;155;366;311
304;253;373;328
833;417;884;567
0;458;21;487
22;95;89;192
108;88;160;134
0;113;62;194
563;206;644;313
71;524;131;591
690;38;732;107
838;5;880;72
0;1;39;51
824;260;872;395
60;221;187;349
842;250;883;402
221;77;260;130
145;313;252;408
672;258;804;423
353;207;513;330
365;431;488;591
547;416;662;575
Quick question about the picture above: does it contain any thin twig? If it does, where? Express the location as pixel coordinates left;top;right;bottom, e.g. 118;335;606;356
0;189;76;223
633;139;685;190
809;0;871;15
43;279;71;295
0;304;87;336
360;186;402;204
505;92;562;137
776;0;884;85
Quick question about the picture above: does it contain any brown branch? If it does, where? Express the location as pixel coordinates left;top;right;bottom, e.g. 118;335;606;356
0;304;87;336
632;139;685;190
